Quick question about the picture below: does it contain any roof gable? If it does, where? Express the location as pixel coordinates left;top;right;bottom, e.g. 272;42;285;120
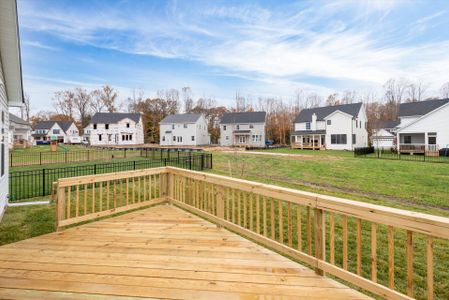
34;121;75;133
398;99;449;117
220;111;266;124
91;112;141;124
160;113;203;124
294;103;362;123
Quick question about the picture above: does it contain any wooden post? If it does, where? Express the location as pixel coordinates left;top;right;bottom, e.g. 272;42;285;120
314;207;325;275
217;186;225;228
56;185;65;231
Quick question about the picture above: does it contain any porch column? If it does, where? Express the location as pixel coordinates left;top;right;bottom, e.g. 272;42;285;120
319;135;322;148
301;135;303;149
312;135;315;149
396;132;400;152
424;132;428;152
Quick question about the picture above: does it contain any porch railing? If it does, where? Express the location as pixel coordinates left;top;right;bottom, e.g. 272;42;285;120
399;144;438;152
55;167;449;300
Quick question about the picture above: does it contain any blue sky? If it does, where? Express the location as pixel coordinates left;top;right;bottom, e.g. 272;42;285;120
17;0;449;112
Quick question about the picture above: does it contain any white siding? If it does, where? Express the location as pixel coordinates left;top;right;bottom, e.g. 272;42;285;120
0;64;8;218
397;104;449;148
160;116;209;146
219;123;265;147
87;117;144;146
371;129;395;149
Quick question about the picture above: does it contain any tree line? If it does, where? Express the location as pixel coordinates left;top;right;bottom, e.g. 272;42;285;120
24;79;449;145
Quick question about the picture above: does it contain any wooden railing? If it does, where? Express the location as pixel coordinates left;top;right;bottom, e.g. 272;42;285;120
55;167;168;228
55;167;449;300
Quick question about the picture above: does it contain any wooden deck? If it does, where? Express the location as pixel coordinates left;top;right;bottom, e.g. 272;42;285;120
0;205;370;299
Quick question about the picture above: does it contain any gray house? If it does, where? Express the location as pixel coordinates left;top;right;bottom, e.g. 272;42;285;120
9;113;32;148
219;111;266;147
160;113;209;146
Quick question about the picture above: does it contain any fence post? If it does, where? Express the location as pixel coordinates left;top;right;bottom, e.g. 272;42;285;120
160;150;163;160
314;207;325;276
42;168;46;196
40;152;42;165
201;154;204;171
94;164;97;175
217;186;225;227
189;153;192;170
164;158;167;167
133;160;136;170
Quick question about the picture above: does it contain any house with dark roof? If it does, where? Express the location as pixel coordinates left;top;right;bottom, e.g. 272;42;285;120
8;113;32;148
32;120;80;144
84;112;144;146
370;120;400;150
219;111;266;147
395;99;449;154
159;113;209;146
291;103;368;150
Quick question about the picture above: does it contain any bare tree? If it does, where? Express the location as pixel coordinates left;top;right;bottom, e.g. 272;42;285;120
126;89;144;113
92;85;118;113
305;93;322;108
182;86;194;113
325;93;339;106
406;81;427;102
341;90;357;104
21;93;31;122
53;90;75;120
440;82;449;99
383;78;409;119
74;88;92;129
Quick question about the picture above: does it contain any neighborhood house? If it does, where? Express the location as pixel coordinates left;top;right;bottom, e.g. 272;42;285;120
395;99;449;154
219;111;266;147
8;113;32;148
0;0;24;220
370;120;400;150
84;112;144;146
159;113;210;146
291;102;368;150
32;120;80;144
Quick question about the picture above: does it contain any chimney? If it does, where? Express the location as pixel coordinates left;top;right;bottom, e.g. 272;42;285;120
311;113;317;131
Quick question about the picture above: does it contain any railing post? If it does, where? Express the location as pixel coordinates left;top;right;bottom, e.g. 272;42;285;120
314;207;325;276
217;186;225;227
56;184;65;231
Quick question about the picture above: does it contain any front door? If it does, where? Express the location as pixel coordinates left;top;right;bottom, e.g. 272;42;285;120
239;136;246;144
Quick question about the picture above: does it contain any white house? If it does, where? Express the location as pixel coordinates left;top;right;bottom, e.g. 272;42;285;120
395;99;449;154
32;121;80;144
159;113;210;146
291;103;368;151
219;111;266;147
370;120;400;150
8;113;32;148
84;112;144;146
1;0;24;220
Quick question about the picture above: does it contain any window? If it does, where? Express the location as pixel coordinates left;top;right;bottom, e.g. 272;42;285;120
249;124;254;129
108;134;112;142
53;129;60;134
177;136;183;142
162;136;165;142
355;120;358;128
225;136;229;140
172;124;175;130
129;135;132;141
1;111;4;124
306;122;311;130
183;124;188;128
126;123;130;128
360;121;362;128
223;125;226;131
122;135;125;141
191;136;195;141
331;134;347;144
236;125;240;130
1;143;4;177
98;134;102;141
173;136;176;141
93;124;97;130
327;120;331;125
404;136;412;144
352;134;356;145
105;124;109;130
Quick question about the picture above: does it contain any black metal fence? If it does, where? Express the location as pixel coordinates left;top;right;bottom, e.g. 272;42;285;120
9;153;212;201
10;147;203;167
354;147;449;163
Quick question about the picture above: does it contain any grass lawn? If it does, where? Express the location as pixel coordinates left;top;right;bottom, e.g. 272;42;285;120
209;149;449;217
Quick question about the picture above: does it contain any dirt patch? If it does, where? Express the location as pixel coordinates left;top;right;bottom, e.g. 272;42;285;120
220;150;342;161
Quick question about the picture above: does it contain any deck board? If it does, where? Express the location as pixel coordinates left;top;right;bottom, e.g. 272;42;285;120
0;205;371;299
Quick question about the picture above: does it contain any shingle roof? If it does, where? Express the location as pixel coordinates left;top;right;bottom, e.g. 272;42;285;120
91;112;141;124
220;111;266;124
372;120;400;129
34;121;74;133
398;99;449;117
294;103;363;123
291;130;326;135
9;113;30;126
160;113;202;124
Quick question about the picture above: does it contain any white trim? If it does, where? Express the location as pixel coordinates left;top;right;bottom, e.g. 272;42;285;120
323;110;354;120
397;102;449;132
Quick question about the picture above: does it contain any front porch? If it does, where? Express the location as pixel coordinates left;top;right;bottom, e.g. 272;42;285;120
0;167;447;299
291;133;326;150
397;132;439;155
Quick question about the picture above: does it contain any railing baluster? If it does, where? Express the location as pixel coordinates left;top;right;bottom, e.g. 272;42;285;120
388;226;395;289
66;187;71;219
91;182;95;213
330;212;335;264
297;205;302;251
270;198;275;240
371;223;377;282
406;230;413;297
226;188;230;220
427;236;434;300
84;184;88;215
114;179;118;208
249;193;253;231
75;185;79;217
232;189;235;223
256;194;260;234
243;192;247;228
278;199;283;243
143;176;147;202
107;181;110;208
288;202;292;247
262;196;267;236
356;218;362;276
342;215;348;270
307;207;312;255
314;207;325;276
126;178;129;204
238;190;241;226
